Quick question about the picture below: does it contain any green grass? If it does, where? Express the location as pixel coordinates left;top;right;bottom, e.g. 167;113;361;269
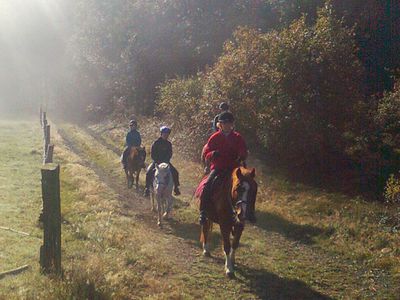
88;118;399;299
2;117;398;299
0;119;48;297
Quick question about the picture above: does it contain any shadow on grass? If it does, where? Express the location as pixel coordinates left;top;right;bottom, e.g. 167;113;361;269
255;211;333;245
235;263;333;300
168;218;222;253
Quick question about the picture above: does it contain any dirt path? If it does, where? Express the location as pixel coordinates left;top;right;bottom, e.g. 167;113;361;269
55;121;396;299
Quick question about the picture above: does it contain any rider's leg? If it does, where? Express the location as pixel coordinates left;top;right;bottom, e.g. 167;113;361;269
121;146;130;169
169;164;181;195
199;169;217;225
144;162;156;196
140;147;147;168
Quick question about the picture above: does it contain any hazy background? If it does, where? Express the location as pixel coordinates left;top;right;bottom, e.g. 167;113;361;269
0;0;69;114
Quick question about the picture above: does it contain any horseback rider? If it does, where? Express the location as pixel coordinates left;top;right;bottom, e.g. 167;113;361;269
121;119;146;174
144;126;181;197
199;111;248;225
212;102;230;132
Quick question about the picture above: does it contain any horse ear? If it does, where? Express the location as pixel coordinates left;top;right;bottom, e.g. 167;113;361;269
250;168;256;178
236;167;243;179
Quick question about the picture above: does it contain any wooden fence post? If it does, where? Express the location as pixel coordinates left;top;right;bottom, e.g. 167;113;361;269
42;112;47;129
40;163;61;275
43;125;50;161
44;144;54;164
40;106;43;126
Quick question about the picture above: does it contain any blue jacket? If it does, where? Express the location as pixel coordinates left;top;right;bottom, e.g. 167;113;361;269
126;129;142;147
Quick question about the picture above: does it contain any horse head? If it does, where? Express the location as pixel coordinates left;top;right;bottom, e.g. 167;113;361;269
232;167;257;223
154;163;172;189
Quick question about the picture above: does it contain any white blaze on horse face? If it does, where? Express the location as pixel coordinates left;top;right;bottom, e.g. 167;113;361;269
239;182;250;217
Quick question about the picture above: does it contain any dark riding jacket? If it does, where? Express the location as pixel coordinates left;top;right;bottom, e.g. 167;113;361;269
126;129;142;147
151;137;172;163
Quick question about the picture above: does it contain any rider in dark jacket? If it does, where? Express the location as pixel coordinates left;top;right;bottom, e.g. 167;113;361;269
121;120;145;171
144;126;180;196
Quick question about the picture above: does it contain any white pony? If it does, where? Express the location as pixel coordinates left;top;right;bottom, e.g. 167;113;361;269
150;163;173;227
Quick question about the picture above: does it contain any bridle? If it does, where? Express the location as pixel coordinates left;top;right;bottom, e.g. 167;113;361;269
233;181;251;220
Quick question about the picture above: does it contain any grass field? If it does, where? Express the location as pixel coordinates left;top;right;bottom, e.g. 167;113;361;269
0;116;399;299
0;118;51;298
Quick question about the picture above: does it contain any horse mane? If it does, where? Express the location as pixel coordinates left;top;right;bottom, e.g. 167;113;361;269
232;167;254;186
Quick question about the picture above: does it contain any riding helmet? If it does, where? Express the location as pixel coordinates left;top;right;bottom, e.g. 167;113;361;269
129;119;137;126
218;111;234;123
160;126;171;134
219;102;229;111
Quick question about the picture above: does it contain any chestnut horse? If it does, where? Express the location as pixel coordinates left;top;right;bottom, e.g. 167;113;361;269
126;146;146;189
199;167;257;277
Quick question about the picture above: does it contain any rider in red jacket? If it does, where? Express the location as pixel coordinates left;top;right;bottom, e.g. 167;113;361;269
199;111;248;225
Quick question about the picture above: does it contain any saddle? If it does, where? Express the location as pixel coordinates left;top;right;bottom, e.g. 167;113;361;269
195;170;229;199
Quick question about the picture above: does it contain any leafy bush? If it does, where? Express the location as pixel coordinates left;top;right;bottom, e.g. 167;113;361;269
157;4;365;174
384;174;400;204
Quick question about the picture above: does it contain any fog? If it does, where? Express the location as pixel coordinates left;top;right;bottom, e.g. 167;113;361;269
0;0;69;114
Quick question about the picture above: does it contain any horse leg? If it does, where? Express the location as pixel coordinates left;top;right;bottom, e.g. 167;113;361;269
150;189;156;212
125;169;131;188
135;169;140;190
163;194;172;219
230;222;244;265
221;224;234;277
200;220;211;257
157;194;162;227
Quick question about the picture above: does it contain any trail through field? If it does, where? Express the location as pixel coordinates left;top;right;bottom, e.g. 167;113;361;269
54;120;397;299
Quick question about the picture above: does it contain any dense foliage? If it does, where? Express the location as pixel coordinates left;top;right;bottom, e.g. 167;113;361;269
61;0;400;196
158;6;364;174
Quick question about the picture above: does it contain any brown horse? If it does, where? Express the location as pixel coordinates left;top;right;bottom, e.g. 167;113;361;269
126;146;146;189
199;166;257;277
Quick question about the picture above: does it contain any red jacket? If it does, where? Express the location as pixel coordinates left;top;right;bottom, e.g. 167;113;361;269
204;130;248;171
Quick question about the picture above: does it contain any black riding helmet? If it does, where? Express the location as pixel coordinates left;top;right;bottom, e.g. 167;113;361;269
219;102;229;111
129;119;137;127
218;111;234;123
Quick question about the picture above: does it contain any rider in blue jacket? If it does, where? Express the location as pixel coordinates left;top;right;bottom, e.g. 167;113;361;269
121;120;145;170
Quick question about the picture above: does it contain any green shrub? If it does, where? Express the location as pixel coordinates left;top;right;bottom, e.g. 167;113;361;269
384;174;400;204
157;3;365;171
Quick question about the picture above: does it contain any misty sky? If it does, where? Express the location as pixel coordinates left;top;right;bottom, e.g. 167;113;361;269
0;0;68;113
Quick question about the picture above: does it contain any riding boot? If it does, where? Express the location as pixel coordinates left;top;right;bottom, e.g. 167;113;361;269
144;163;155;197
174;186;181;196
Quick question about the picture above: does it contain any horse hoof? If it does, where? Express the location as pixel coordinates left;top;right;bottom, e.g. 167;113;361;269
226;271;235;279
157;221;162;227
